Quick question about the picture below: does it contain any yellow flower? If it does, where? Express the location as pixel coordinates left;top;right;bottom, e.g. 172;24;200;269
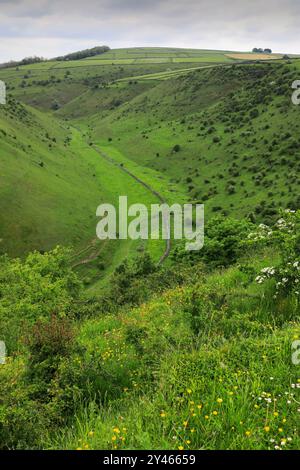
187;389;192;395
84;444;89;449
112;436;117;441
273;412;279;417
282;418;287;423
264;426;270;433
113;427;120;434
76;448;82;451
212;411;218;416
178;446;184;450
160;412;166;418
186;440;191;445
205;415;209;420
183;421;188;427
191;428;195;433
278;428;283;433
245;431;251;437
88;431;94;437
254;404;260;409
197;404;202;410
217;398;223;404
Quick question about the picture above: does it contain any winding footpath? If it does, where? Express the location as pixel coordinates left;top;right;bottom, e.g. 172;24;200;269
91;143;171;265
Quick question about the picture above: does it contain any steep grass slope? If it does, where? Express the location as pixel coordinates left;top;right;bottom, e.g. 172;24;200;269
89;62;300;221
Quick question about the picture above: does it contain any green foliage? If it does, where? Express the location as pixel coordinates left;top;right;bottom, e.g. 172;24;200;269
0;247;81;352
55;46;110;61
250;210;300;299
173;215;254;267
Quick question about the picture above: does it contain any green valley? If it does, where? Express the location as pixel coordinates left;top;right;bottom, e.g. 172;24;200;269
0;46;299;451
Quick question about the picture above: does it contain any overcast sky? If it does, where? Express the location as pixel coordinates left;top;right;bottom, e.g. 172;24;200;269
0;0;299;62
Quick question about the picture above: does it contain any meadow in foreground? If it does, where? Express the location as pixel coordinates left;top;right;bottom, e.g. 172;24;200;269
0;211;299;450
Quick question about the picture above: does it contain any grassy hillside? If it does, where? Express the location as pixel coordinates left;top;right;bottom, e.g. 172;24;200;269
0;97;171;283
88;62;300;222
0;211;299;450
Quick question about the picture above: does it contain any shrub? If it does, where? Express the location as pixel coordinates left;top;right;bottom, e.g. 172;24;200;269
249;210;300;299
173;215;254;268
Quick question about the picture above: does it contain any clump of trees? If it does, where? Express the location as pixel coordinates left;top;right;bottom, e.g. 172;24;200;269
252;48;272;54
55;46;110;61
0;56;45;69
0;46;110;69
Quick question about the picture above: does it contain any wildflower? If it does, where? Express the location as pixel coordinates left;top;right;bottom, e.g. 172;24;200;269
278;428;283;433
187;389;192;395
205;415;209;420
273;412;279;417
160;412;166;418
264;426;270;433
88;431;94;437
245;431;251;437
217;398;223;404
186;440;191;445
178;446;184;450
183;421;188;427
112;436;117;442
212;411;218;416
197;404;202;409
113;427;120;434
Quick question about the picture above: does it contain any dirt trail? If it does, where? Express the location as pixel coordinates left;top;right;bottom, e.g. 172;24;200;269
91;144;171;265
70;126;171;267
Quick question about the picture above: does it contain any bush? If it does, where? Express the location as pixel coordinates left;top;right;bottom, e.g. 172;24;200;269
0;247;81;353
173;215;254;268
249;210;300;299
